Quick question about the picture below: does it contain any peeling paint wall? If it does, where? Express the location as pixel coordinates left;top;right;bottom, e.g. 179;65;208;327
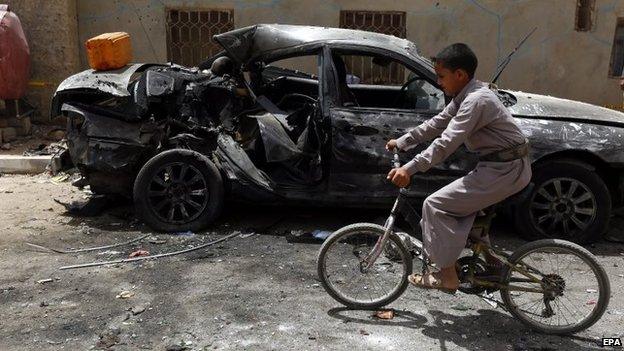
3;0;80;122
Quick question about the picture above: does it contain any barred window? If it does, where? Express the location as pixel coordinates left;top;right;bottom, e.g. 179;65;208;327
166;8;234;67
609;18;624;77
339;10;407;84
575;0;595;32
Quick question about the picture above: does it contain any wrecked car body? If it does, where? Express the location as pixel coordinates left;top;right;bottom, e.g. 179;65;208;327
53;24;624;243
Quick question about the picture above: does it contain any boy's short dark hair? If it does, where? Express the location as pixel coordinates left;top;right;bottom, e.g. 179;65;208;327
431;43;478;78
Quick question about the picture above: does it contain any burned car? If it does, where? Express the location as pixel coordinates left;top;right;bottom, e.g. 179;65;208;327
52;24;624;243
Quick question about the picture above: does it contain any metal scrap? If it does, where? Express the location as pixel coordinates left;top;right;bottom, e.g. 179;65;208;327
25;233;151;254
59;231;241;270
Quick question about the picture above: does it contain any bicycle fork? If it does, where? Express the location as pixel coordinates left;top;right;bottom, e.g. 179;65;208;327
359;199;399;273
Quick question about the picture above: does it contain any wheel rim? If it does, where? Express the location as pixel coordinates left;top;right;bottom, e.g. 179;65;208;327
146;162;209;224
321;230;409;306
504;246;604;332
529;177;596;238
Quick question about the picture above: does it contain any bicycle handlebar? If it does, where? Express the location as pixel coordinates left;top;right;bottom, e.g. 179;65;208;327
392;148;401;169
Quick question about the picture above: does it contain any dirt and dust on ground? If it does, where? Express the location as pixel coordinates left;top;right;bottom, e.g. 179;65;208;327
0;125;66;156
0;173;623;350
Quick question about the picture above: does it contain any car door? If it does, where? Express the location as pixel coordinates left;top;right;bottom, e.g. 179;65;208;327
329;106;434;200
324;48;478;202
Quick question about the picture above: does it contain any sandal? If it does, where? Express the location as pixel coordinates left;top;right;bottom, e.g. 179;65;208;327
408;273;457;295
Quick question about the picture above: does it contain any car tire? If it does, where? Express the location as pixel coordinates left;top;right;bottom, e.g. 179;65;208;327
133;149;224;232
514;160;611;244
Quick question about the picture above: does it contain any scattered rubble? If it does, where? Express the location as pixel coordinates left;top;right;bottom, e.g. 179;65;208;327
285;229;333;243
373;310;395;320
26;234;150;254
129;249;150;258
59;231;242;270
53;194;121;217
116;291;134;299
129;304;147;315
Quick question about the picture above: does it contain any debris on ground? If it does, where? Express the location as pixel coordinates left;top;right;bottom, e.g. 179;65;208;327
36;278;53;284
45;128;65;141
59;231;242;270
1;286;15;293
23;141;66;156
54;194;121;217
96;330;120;349
116;291;134;299
49;173;71;184
173;231;195;237
238;231;256;239
26;234;150;254
451;304;472;311
148;236;167;244
373;309;395;320
311;230;332;240
129;304;147;315
129;249;150;257
359;329;370;336
285;229;333;243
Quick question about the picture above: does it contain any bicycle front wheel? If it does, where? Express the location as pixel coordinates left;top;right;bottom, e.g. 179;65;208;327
317;223;412;309
500;239;610;334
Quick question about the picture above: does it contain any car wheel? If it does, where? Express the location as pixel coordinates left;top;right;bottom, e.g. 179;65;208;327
133;149;224;232
514;160;611;244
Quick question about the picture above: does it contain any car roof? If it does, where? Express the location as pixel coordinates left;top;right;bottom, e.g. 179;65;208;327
213;24;430;67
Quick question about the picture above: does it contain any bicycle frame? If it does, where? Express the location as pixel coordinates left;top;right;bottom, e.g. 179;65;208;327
361;150;548;294
466;242;545;293
361;149;424;272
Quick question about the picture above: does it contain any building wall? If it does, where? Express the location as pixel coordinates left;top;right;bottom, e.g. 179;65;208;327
70;1;624;109
3;0;80;121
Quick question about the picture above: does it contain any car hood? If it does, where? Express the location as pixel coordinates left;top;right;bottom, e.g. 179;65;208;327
507;90;624;126
55;63;163;96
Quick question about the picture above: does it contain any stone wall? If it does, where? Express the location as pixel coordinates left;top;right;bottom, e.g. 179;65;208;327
2;0;80;122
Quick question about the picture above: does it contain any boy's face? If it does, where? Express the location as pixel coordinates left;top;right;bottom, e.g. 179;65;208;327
434;62;471;97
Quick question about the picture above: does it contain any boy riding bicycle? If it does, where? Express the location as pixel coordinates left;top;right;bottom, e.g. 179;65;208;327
386;43;531;293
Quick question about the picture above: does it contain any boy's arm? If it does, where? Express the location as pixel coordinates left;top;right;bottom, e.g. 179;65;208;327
402;96;483;175
395;100;458;150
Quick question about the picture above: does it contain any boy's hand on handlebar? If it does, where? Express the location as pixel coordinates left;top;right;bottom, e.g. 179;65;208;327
387;167;411;188
386;139;398;152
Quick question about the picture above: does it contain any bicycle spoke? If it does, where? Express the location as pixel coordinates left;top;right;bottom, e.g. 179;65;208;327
503;244;604;332
321;229;409;307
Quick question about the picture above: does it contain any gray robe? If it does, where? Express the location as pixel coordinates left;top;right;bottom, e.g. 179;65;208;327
396;79;532;267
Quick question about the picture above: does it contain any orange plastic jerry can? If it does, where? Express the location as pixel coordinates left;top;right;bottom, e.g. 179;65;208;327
85;32;132;71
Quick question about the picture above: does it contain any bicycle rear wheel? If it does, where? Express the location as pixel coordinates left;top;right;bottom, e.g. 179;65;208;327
317;223;412;309
500;239;610;334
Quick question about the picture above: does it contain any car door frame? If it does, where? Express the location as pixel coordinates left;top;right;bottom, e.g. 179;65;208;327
320;44;478;202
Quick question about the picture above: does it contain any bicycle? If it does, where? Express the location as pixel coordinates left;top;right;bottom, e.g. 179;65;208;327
317;149;610;334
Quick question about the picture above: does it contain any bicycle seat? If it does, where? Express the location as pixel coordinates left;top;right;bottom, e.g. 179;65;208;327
472;185;533;239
